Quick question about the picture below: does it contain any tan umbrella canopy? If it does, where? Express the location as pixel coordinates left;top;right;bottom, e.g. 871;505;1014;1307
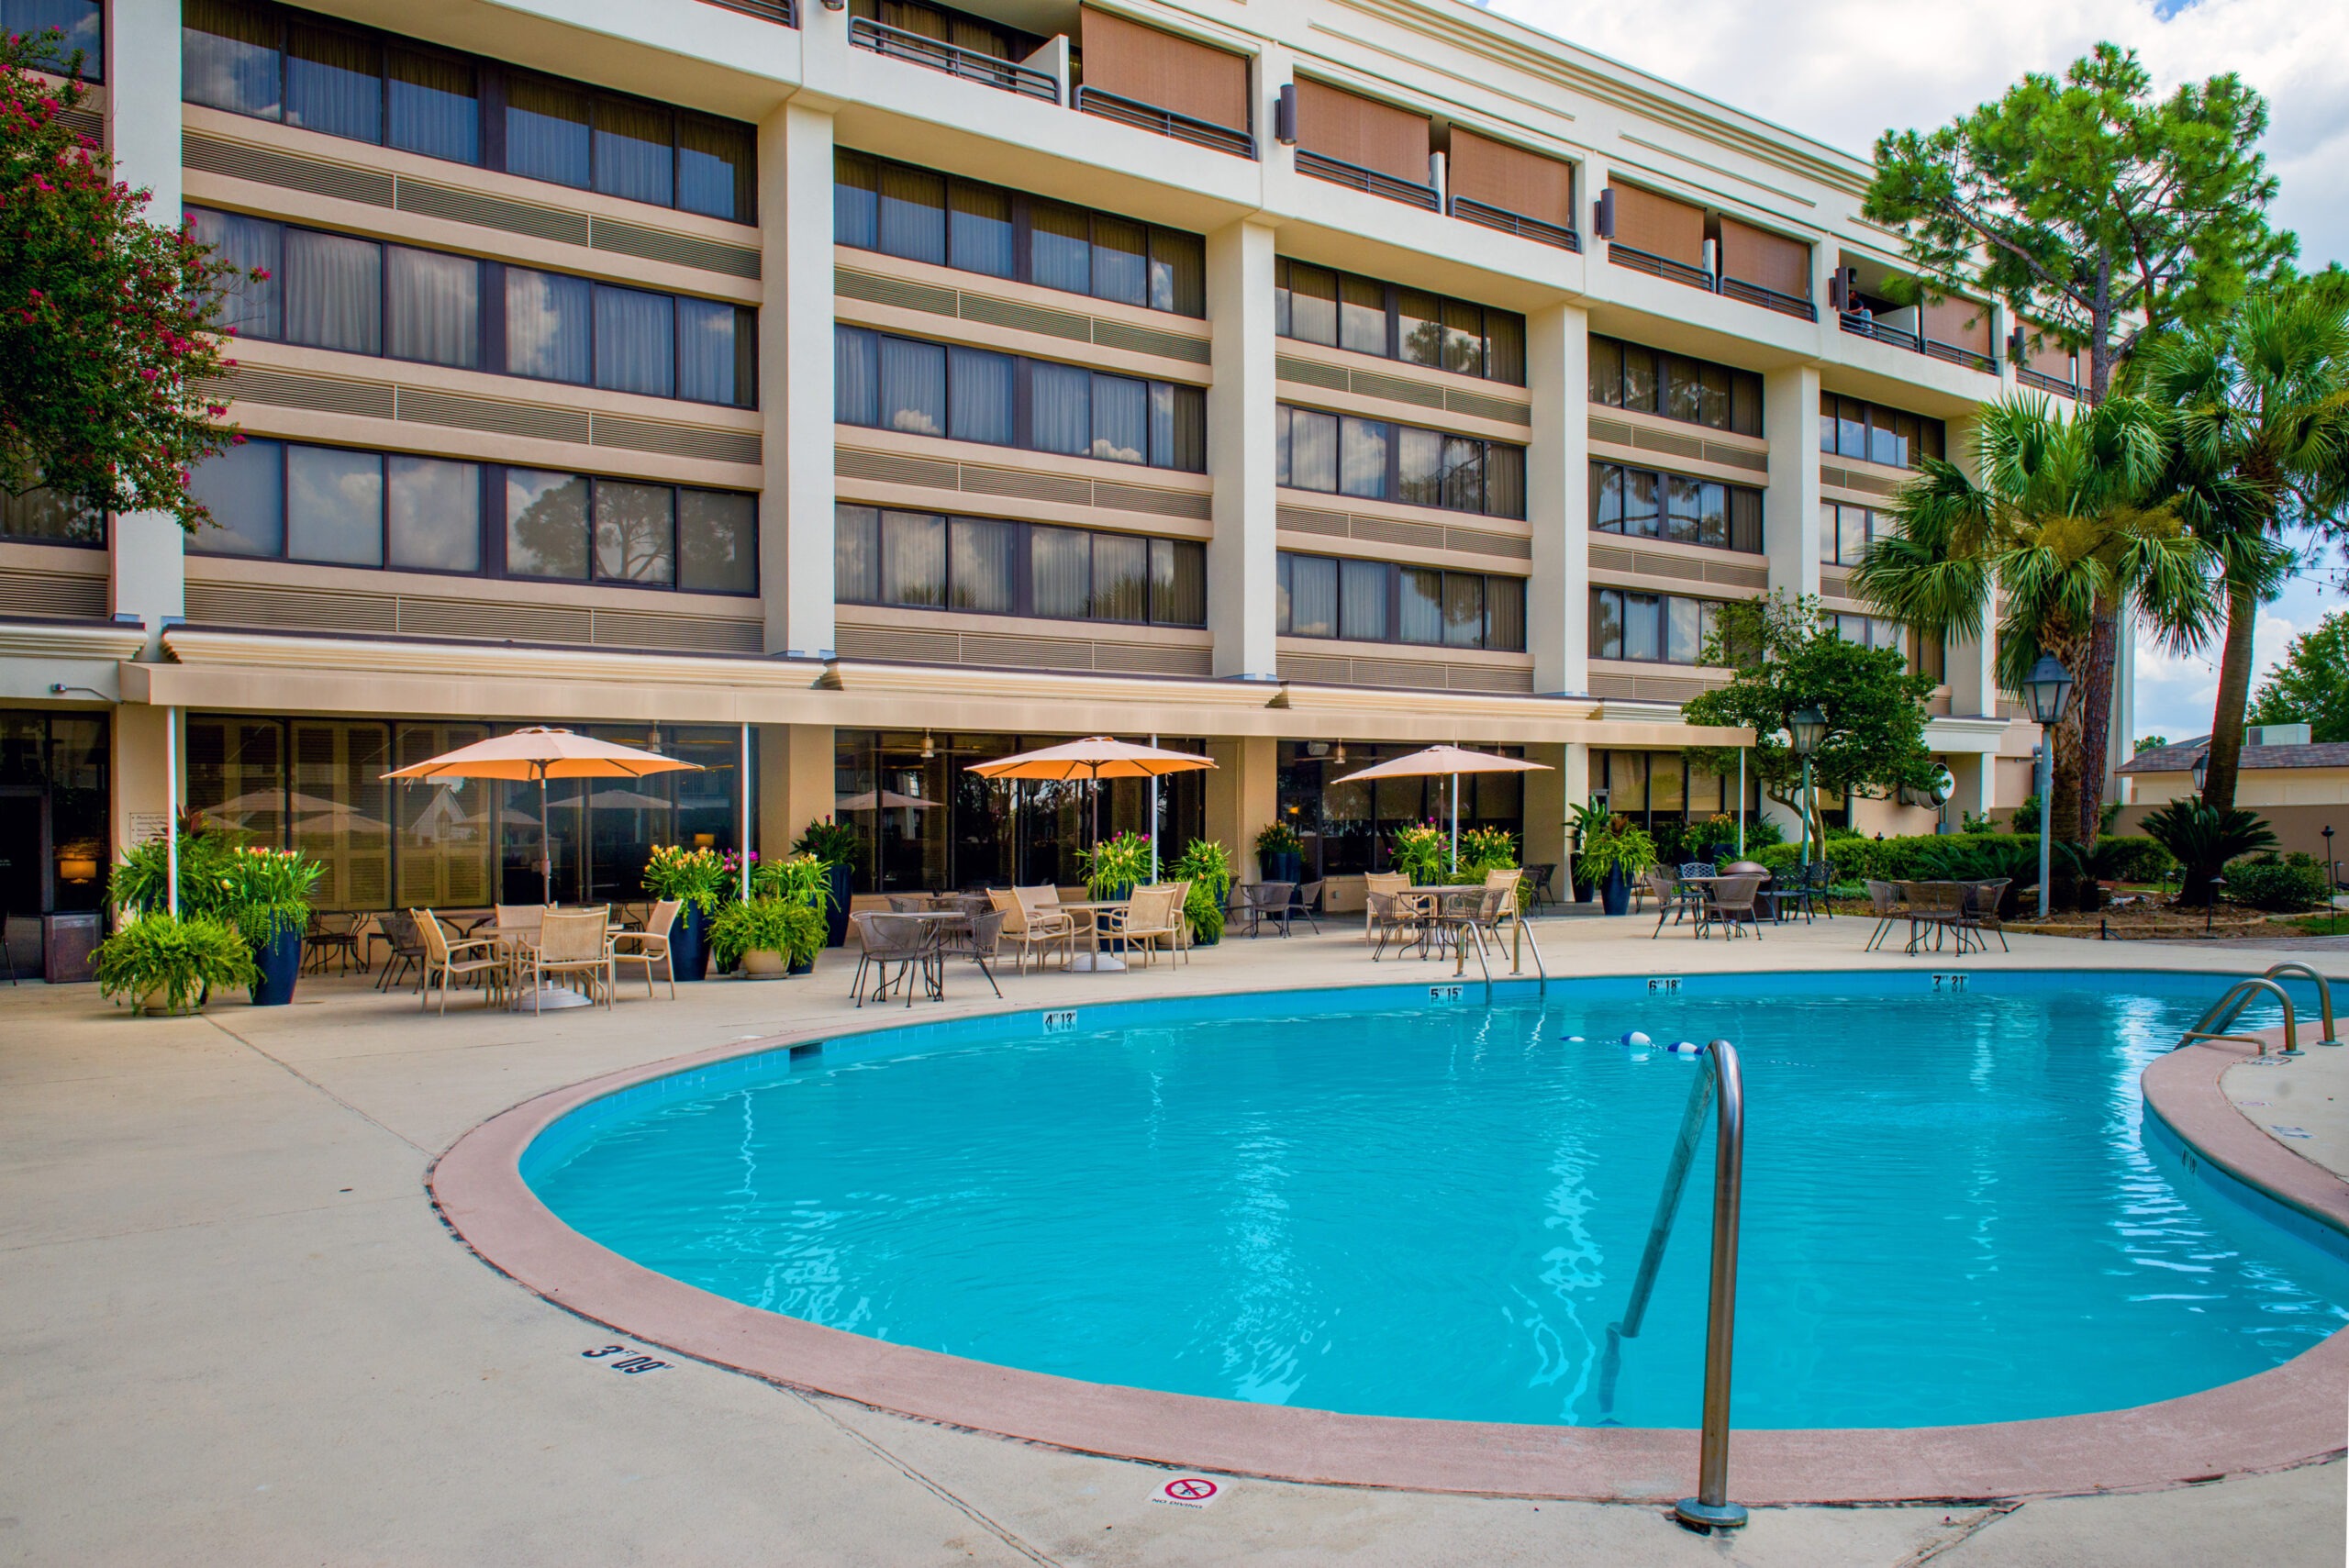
382;727;700;902
836;789;941;812
1330;744;1551;873
966;737;1216;862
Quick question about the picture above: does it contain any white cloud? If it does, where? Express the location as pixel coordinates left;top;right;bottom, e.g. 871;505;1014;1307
2130;534;2344;744
1483;0;2349;270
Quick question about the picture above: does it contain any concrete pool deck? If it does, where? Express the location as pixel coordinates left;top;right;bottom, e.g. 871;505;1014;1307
5;916;2346;1565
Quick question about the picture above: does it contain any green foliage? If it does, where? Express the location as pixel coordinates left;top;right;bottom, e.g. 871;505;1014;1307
1864;43;2289;404
1458;826;1520;876
707;897;825;967
1080;829;1153;897
1254;820;1303;857
1389;822;1451;885
2009;795;2120;835
640;843;732;917
793;816;866;872
2222;852;2330;913
751;852;834;915
1682;593;1940;862
2246;609;2349;743
1172;838;1232;942
1575;816;1658;884
2140;797;2277;906
107;823;321;947
0;34;262;530
1745;831;2169;892
94;912;257;1015
1959;810;1998;834
2133;734;2171;754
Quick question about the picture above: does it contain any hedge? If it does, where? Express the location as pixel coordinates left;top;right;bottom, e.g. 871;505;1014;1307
2224;853;2330;913
1722;833;2176;886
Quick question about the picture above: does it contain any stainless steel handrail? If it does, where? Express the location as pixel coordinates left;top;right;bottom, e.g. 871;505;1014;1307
2263;962;2342;1047
1598;1038;1747;1529
2180;975;2299;1055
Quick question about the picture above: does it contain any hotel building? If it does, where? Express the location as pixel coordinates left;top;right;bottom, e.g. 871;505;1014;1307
0;0;2121;972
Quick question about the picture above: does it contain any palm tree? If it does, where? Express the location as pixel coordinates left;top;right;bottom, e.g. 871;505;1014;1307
1854;395;2219;884
2142;289;2349;812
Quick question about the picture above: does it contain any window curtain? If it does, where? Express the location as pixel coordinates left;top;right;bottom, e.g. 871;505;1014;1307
1286;263;1338;346
877;164;946;265
950;517;1014;613
284;22;380;140
1091;533;1147;620
594;481;675;583
1486;445;1525;519
1030;202;1091;295
1285;407;1337;492
1339;274;1385;355
677;117;752;221
1030;526;1090;618
1442;573;1484;647
949;183;1014;278
386;455;480;572
1399;566;1442;644
1486;578;1526;651
835;328;880;426
1090;373;1147;463
595;285;675;398
1030;361;1090;456
1340;558;1386;640
1150;382;1206;473
834;153;880;250
1397;427;1443;506
506;268;591;384
948;347;1015;444
679;490;755;594
677;297;745;406
1340;417;1388;499
878;336;946;437
189;208;282;339
385;247;478;368
1149;539;1205;626
1439;437;1483;513
1149;229;1205;317
880;510;945;606
594;95;674;206
506;74;591;187
834;505;879;602
1090;217;1148;307
387;48;478;162
284;230;381;355
286;444;384;565
184;0;284;118
1286;555;1337;638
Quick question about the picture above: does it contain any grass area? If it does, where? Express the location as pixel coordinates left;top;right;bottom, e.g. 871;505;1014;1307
2272;912;2349;938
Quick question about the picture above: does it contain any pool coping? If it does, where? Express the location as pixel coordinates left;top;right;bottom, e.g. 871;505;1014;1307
429;973;2349;1507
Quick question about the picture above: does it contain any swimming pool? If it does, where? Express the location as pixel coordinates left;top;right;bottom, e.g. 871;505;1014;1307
522;970;2349;1431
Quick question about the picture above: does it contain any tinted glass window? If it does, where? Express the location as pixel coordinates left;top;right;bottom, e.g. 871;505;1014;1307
506;468;590;579
594;480;674;584
283;229;379;355
679;490;755;594
949;183;1014;278
507;268;591;384
387;48;477;161
284;21;378;140
677;117;752;221
506;74;590;187
594;285;674;399
189;438;284;557
878;165;946;265
594;96;673;206
387;455;480;572
184;0;282;118
286;443;383;565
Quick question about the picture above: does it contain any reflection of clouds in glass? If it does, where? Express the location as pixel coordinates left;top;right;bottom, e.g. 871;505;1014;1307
892;408;942;436
505;468;589;579
506;269;590;383
1090;438;1142;463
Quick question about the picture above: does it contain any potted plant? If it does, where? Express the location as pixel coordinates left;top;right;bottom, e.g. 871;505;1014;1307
709;896;826;978
94;911;258;1017
1701;812;1739;866
1577;814;1658;916
641;844;731;981
1565;798;1611;900
223;844;324;1006
1459;827;1531;906
752;853;836;973
794;817;865;949
1254;820;1304;884
1081;829;1154;902
1172;837;1232;946
1389;821;1450;885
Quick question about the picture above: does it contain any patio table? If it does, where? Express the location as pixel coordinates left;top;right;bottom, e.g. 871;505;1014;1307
859;909;970;1002
1047;900;1132;973
1674;873;1787;926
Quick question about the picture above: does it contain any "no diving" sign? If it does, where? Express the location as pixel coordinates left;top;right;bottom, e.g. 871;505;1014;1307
1149;1476;1223;1509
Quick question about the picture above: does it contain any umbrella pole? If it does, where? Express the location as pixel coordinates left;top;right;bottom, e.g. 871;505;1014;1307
1451;773;1460;873
1149;733;1160;884
540;770;552;904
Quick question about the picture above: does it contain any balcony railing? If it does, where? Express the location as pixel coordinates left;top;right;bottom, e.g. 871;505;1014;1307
1923;339;1996;374
1450;194;1579;251
1074;86;1254;159
1841;309;2003;377
1295;147;1440;211
1605;241;1719;293
700;0;796;23
849;17;1057;102
1720;274;1817;322
2016;366;2080;398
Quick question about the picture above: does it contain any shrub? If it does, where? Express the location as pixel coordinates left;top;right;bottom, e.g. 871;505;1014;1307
94;912;258;1015
1577;816;1658;884
707;897;825;967
1172;838;1232;942
2093;835;2176;884
2224;853;2329;913
2141;799;2277;906
751;852;835;915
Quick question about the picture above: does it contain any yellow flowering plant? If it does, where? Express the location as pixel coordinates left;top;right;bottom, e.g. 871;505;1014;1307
641;843;733;917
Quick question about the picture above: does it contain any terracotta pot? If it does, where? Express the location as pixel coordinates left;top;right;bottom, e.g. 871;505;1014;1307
740;948;789;977
139;985;195;1017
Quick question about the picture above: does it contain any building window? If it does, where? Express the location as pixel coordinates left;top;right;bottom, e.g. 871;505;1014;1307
1276;405;1524;518
1820;501;1882;565
1820;393;1945;469
836;150;1207;318
5;0;102;76
1589;587;1732;665
1274;259;1526;385
1276;551;1525;651
1589;334;1762;436
835;328;1207;471
185;438;756;595
182;0;756;220
188;209;756;407
0;486;103;545
835;505;1206;627
1596;748;1761;828
1591;462;1763;553
1831;611;1941;680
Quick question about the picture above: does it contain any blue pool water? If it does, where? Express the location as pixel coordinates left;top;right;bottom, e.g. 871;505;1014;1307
524;971;2349;1429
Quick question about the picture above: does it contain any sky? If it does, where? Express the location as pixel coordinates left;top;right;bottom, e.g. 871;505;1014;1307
1483;0;2349;742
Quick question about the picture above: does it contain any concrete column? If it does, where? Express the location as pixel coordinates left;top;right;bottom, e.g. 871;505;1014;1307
756;723;838;856
1560;741;1591;895
1944;751;1994;828
1205;735;1277;880
107;0;185;656
1527;303;1588;695
109;704;174;878
1940;413;1996;719
1523;742;1566;884
1206;219;1277;680
758;103;836;660
1762;364;1821;604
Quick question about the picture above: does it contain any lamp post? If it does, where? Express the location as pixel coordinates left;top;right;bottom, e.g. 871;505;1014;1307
1788;706;1829;870
2326;825;2336;937
2192;749;2209;796
2021;655;2076;920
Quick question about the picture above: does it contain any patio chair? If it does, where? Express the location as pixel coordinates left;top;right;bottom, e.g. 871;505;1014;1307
374;910;429;992
1957;879;2011;953
302;909;362;975
1522;863;1558;914
0;913;17;984
1232;881;1295;938
988;887;1074;974
1862;880;1907;953
520;908;614;1014
851;911;940;1007
1644;867;1691;937
885;894;935;913
937;907;1005;999
1363;873;1411;947
1899;881;1965;954
1290;880;1325;935
609;898;679;999
1678;862;1718;881
1787;860;1834;923
415;908;507;1014
1697;875;1766;940
1107;884;1186;968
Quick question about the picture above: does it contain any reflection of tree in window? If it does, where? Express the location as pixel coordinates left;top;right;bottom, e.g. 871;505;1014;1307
594;481;674;583
506;469;589;579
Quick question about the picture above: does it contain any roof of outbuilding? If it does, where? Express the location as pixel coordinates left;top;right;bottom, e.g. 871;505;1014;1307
2121;740;2349;773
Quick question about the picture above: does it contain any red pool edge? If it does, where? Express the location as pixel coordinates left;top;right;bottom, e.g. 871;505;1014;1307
428;1018;2349;1506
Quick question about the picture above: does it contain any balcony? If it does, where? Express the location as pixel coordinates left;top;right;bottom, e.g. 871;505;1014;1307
1074;86;1254;160
849;17;1058;103
1838;311;1921;353
1840;311;2001;376
1719;274;1817;323
1295;148;1438;210
2016;366;2079;398
1612;242;1819;320
700;0;796;23
1449;194;1578;252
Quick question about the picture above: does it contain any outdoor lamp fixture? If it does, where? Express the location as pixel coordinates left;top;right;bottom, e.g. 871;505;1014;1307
1789;706;1828;870
920;730;935;761
2207;873;2225;936
2326;825;2337;937
2192;750;2210;794
2019;655;2074;920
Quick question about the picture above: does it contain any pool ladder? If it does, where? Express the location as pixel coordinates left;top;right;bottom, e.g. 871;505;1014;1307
1596;1038;1746;1531
2179;962;2343;1056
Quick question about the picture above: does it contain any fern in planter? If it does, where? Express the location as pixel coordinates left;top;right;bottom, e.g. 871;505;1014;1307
1081;830;1154;898
1575;817;1658;884
708;898;826;972
1173;838;1232;943
95;912;258;1016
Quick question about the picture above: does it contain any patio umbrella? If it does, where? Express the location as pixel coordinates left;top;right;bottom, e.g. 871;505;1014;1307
1330;745;1552;873
381;727;701;903
966;738;1216;857
834;790;941;812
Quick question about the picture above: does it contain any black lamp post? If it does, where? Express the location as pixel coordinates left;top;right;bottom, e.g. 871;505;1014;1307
2192;749;2210;795
2020;655;2075;918
2326;825;2336;936
2207;873;2225;936
1789;706;1828;869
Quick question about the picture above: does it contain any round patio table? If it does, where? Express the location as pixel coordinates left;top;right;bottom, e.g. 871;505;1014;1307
1047;900;1132;973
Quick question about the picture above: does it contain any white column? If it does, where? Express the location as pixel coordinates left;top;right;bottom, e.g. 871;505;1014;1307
1527;303;1589;695
1941;412;1997;718
1206;218;1277;680
1762;365;1821;603
108;0;185;657
758;102;836;660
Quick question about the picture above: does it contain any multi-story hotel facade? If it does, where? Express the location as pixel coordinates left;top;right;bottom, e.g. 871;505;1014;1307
0;0;2123;969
